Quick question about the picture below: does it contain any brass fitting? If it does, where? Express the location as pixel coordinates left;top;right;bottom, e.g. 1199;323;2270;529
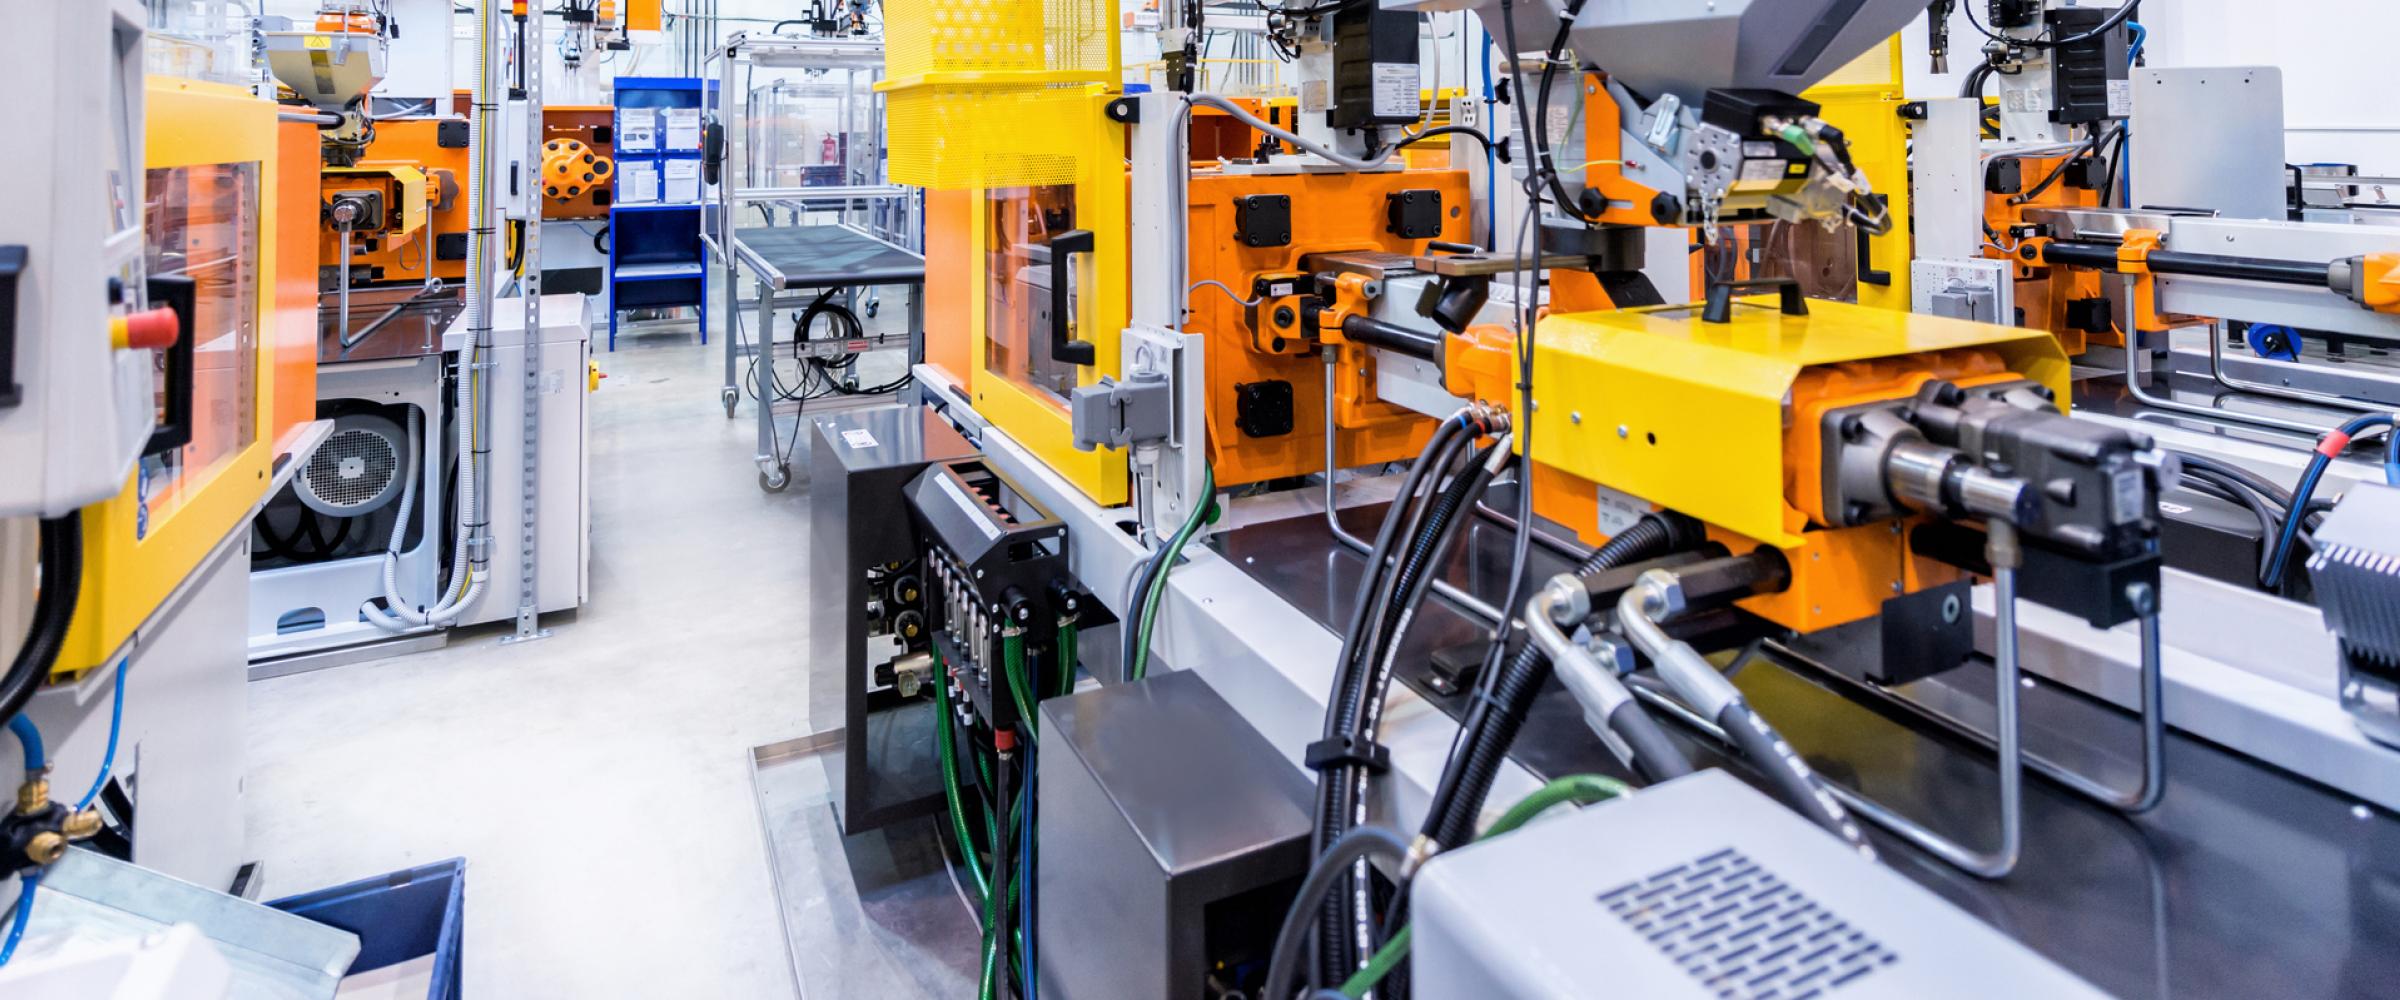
23;831;64;867
62;808;103;842
16;779;48;818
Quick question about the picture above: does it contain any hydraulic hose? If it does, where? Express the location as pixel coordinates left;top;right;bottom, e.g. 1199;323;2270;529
1337;436;1511;976
1422;513;1698;847
1315;417;1488;980
1264;826;1415;1000
0;516;83;728
1618;569;1873;857
1342;774;1633;998
1526;580;1691;782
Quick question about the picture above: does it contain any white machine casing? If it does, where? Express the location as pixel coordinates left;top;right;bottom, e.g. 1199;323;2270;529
446;294;592;627
1411;771;2111;999
0;0;160;519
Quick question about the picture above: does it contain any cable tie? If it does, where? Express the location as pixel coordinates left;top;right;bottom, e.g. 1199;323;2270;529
2318;430;2353;458
1304;735;1392;775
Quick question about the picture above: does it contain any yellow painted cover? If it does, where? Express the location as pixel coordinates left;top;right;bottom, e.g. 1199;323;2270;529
966;98;1131;506
1524;298;2067;547
59;79;281;678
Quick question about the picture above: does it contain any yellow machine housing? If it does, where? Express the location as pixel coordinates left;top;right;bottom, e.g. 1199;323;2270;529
325;163;429;237
1523;297;2068;632
60;79;291;679
1803;40;1913;312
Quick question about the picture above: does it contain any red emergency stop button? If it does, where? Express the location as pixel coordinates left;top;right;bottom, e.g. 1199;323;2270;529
113;306;181;351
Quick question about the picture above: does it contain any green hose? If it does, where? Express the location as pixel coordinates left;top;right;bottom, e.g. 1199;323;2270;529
1128;465;1217;682
1337;775;1631;998
932;649;990;900
1056;623;1079;698
1002;629;1038;737
1483;773;1630;838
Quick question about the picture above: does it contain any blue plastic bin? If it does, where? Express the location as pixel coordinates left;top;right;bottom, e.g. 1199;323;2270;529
267;858;467;1000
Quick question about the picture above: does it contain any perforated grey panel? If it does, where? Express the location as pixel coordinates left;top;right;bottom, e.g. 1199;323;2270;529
1598;847;1899;1000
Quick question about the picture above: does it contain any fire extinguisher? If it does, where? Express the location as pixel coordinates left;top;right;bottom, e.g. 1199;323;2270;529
822;134;838;165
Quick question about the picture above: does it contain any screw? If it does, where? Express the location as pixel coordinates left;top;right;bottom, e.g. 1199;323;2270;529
1571;411;1583;424
1617;425;1630;438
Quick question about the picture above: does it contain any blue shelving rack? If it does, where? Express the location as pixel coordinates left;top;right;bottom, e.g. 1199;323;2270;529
607;76;716;350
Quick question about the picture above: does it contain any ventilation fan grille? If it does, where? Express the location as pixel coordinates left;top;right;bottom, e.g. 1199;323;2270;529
1598;847;1898;1000
303;426;402;513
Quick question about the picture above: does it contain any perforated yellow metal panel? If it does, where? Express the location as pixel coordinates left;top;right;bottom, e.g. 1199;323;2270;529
879;0;1118;189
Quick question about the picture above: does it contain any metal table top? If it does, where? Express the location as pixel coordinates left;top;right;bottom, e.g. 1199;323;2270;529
317;284;465;363
733;224;924;290
1210;505;2400;1000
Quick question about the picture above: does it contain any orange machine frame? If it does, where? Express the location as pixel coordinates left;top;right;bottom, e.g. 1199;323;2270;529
1184;168;1471;488
320;118;471;287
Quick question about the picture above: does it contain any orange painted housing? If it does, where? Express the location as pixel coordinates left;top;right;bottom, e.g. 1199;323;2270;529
320;119;471;288
1576;71;1667;229
318;107;614;290
921;188;978;387
1984;154;2118;354
1183;167;1473;487
541;105;617;221
273;119;321;444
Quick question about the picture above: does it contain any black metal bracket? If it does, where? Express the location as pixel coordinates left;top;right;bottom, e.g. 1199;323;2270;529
1702;276;1809;324
1105;97;1141;124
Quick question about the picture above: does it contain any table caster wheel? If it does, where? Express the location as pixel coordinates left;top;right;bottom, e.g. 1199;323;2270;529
761;465;791;493
721;386;738;418
864;299;880;319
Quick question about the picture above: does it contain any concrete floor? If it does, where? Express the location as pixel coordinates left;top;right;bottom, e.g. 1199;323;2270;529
243;327;836;998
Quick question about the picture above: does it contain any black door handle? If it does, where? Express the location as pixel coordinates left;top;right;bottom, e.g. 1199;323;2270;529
143;275;197;458
703;118;726;187
1856;193;1892;287
1048;230;1096;366
0;245;24;409
1702;276;1808;324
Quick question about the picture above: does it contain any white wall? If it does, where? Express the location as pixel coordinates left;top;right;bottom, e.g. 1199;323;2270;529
1899;0;2400;169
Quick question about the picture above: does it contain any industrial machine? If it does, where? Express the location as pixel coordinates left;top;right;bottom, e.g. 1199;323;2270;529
762;0;2400;997
0;0;323;933
247;0;593;668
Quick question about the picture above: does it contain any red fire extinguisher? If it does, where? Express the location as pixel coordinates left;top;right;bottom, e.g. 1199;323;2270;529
822;134;839;164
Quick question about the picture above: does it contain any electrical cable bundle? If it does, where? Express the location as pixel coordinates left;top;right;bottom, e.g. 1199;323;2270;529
2252;414;2399;593
1121;464;1219;683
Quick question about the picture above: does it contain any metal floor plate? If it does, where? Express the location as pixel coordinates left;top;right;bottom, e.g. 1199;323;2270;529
749;732;978;999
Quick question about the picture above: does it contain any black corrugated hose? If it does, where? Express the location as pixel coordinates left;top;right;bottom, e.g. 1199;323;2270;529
0;516;84;726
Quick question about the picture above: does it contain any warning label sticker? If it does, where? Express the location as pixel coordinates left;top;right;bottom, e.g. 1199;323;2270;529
1372;62;1419;120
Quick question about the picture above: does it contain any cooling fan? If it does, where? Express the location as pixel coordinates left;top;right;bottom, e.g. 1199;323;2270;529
298;412;410;517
